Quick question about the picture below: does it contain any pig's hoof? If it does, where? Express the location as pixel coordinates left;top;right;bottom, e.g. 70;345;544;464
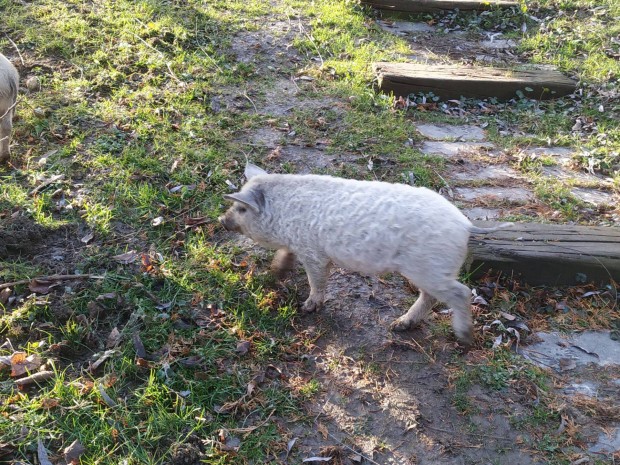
390;318;412;332
455;327;473;348
302;298;322;313
458;333;473;349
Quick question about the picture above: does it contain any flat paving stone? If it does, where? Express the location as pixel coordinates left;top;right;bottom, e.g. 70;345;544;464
462;207;502;220
452;165;521;181
521;331;620;456
541;165;604;183
522;146;574;166
420;141;494;158
455;186;533;202
589;428;620;454
480;39;517;49
415;123;486;141
571;187;616;206
520;331;620;371
376;20;435;34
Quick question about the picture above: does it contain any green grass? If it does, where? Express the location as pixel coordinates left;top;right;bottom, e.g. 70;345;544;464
1;0;619;463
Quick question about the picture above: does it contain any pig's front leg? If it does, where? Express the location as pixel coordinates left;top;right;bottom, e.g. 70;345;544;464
299;255;331;312
271;248;296;280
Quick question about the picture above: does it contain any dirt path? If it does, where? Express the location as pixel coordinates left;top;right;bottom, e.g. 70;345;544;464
219;4;620;464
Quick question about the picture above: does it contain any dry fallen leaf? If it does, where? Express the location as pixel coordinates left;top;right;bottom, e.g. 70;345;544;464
96;292;117;301
89;349;119;372
286;437;297;458
106;327;122;349
132;332;147;359
112;250;139;264
235;340;251;356
317;422;328;440
28;278;60;294
37;439;53;465
64;439;86;465
177;355;203;367
10;352;42;377
40;398;60;410
0;287;12;305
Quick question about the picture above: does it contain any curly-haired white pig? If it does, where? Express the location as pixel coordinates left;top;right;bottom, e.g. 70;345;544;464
0;53;19;162
220;163;511;346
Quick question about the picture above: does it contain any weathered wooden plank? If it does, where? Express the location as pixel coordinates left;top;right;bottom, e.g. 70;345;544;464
363;0;518;12
466;222;620;286
373;62;577;101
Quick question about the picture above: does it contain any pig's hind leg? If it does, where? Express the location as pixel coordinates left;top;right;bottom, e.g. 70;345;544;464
428;280;473;346
392;273;473;346
390;290;435;332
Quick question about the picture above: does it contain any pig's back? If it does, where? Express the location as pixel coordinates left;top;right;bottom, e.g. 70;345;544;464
264;174;472;274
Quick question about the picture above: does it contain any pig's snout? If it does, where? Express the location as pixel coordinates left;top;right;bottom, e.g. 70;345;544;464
219;213;239;232
218;214;230;230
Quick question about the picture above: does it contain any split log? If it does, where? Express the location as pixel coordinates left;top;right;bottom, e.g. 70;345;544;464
373;62;577;101
362;0;518;12
467;222;620;286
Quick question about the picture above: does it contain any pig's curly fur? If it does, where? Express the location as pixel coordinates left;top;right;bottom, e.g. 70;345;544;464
221;169;504;345
0;53;19;161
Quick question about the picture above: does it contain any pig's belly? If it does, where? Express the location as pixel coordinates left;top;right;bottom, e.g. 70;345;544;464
328;246;400;275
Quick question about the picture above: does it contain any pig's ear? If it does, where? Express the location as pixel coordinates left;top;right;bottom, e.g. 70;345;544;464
245;163;268;180
224;187;265;213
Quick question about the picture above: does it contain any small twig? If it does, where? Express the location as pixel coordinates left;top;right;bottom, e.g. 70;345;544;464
242;91;258;113
389;336;436;364
130;31;164;57
198;46;223;73
0;273;103;291
0;97;20;121
297;18;323;67
433;169;453;198
225;409;276;437
29;174;65;196
15;371;55;386
129;28;182;84
4;34;24;66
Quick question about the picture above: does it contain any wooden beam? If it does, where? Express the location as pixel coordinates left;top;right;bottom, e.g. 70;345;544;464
373;62;577;101
467;222;620;286
362;0;518;12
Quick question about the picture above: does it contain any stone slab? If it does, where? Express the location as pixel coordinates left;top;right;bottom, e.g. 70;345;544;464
455;186;533;202
480;39;517;50
541;165;603;183
415;123;486;141
520;331;620;371
571;187;616;206
451;165;521;181
522;146;574;166
589;428;620;454
420;141;494;158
